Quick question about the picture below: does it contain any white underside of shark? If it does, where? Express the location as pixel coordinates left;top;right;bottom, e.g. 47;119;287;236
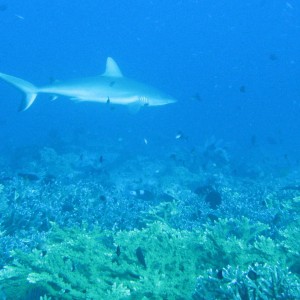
0;57;176;111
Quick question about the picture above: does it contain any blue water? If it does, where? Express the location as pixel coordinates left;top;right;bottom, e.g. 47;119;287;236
1;1;300;298
0;0;299;159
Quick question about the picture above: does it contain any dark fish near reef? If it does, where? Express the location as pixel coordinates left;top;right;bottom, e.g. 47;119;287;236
136;247;146;268
195;185;222;209
18;172;40;181
205;190;222;209
247;269;259;280
116;245;121;257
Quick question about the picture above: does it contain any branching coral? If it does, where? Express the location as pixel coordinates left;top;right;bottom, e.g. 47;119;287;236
0;222;200;299
0;211;299;299
193;264;300;300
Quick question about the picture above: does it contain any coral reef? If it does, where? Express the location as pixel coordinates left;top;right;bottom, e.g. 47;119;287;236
0;222;200;299
0;145;299;299
194;264;300;300
0;214;299;299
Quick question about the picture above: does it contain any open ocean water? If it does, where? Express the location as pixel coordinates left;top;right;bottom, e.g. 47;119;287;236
0;1;299;299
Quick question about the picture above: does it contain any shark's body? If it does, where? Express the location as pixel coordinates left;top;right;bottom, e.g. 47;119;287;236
0;57;176;111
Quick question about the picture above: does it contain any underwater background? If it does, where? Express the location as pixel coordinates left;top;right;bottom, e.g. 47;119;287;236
0;0;299;299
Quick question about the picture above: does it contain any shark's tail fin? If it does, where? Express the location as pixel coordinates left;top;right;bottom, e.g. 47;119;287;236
0;72;38;111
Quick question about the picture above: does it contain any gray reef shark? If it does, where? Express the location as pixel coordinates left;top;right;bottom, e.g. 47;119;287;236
0;57;176;112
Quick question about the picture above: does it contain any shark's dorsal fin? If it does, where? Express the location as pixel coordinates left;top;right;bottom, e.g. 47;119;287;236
103;57;123;77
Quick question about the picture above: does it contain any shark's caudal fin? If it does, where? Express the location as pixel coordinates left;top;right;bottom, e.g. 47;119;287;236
0;72;38;111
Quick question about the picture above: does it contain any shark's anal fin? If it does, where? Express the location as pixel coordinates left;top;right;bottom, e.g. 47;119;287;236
50;95;58;101
102;57;123;77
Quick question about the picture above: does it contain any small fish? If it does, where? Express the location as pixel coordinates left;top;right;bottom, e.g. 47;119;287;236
99;155;104;163
247;269;259;280
99;195;106;201
175;131;188;140
136;247;146;268
71;262;76;272
14;14;25;20
129;190;137;196
216;269;223;279
175;132;183;139
269;53;278;61
239;85;246;93
18;172;39;181
191;93;202;102
116;245;121;257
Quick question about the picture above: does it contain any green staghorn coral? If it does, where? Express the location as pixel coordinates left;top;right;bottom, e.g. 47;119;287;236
0;215;299;299
0;222;200;299
195;217;285;270
279;196;300;276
